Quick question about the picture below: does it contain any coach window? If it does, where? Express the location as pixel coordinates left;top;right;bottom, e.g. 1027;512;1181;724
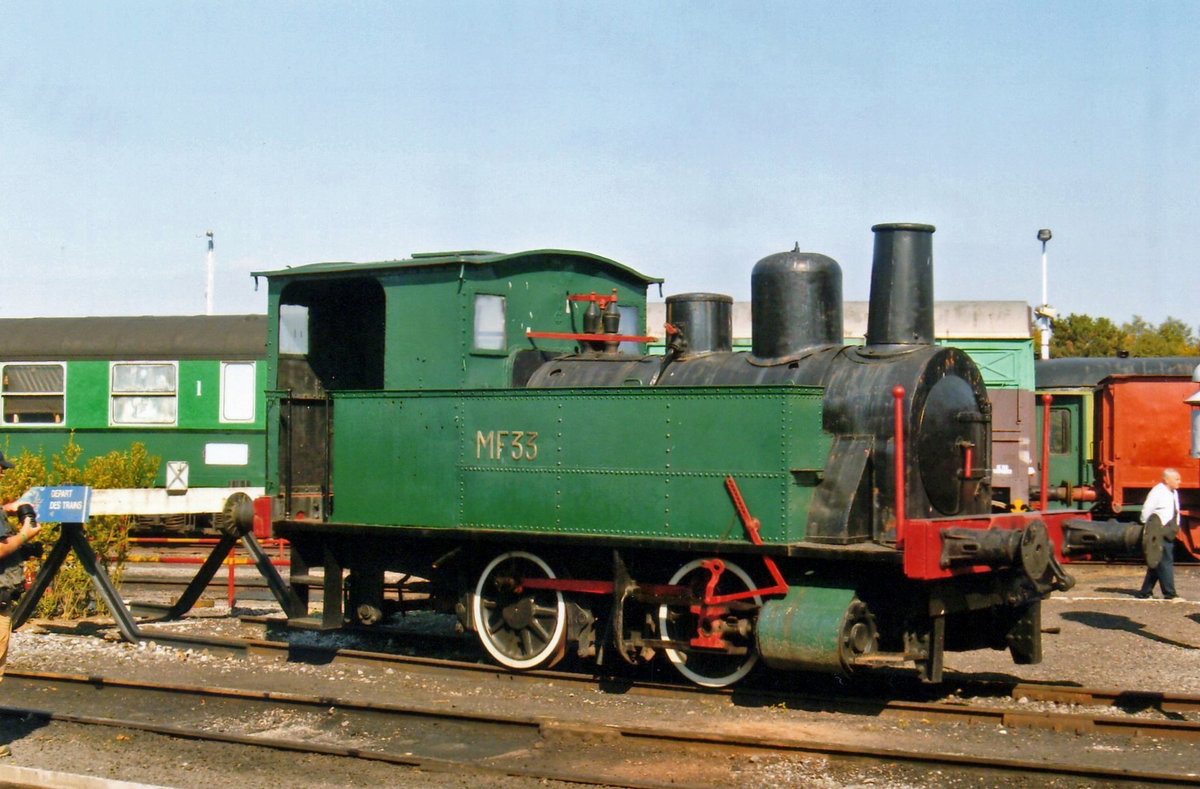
2;363;65;424
220;361;257;423
111;362;178;426
473;294;507;352
1049;407;1071;455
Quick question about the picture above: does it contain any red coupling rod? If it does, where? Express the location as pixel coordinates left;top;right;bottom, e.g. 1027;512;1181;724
1040;393;1053;512
892;386;907;545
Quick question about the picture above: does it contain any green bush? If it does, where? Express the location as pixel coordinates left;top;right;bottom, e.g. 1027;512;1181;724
0;436;159;619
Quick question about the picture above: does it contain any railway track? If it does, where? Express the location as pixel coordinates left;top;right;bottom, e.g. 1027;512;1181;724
82;557;1200;784
125;617;1200;740
107;557;1200;745
131;622;1200;771
0;668;1196;788
245;621;1200;720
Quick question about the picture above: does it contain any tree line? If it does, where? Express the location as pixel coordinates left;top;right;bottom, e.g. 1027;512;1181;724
1046;314;1200;358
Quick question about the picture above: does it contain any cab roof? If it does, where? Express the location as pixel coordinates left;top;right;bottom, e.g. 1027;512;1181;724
252;249;663;285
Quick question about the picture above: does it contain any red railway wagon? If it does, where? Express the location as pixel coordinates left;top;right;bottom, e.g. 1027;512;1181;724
1095;375;1200;557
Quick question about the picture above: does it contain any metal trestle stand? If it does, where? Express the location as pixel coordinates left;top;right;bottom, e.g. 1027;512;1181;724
10;490;304;644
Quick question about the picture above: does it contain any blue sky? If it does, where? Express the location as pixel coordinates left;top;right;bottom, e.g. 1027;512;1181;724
3;2;1197;327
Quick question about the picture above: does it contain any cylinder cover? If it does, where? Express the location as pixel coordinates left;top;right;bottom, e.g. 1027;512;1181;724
755;585;873;674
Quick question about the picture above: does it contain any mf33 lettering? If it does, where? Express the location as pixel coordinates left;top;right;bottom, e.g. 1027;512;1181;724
475;430;539;461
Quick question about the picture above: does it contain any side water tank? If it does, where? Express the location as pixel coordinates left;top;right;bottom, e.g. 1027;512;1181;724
751;246;843;359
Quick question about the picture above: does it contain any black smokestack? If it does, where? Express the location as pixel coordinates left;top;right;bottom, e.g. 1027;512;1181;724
865;223;935;348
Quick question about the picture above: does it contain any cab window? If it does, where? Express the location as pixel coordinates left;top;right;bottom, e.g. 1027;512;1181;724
617;305;641;353
473;294;507;352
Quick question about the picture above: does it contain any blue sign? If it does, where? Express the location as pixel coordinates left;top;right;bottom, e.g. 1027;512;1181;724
18;486;92;523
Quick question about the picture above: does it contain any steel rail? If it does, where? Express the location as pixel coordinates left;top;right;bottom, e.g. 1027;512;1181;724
126;624;1200;735
0;671;672;789
1009;682;1200;713
0;706;673;789
0;670;1196;787
247;625;1200;715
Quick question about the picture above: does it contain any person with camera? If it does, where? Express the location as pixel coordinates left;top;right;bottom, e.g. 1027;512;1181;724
0;452;40;670
0;452;40;756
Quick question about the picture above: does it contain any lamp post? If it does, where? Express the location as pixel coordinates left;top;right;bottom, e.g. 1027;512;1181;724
1034;229;1055;359
205;231;215;316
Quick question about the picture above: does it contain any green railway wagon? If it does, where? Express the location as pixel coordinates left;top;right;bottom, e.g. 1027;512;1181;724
0;315;267;527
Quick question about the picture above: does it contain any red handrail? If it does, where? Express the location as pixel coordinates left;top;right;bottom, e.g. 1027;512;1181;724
893;386;907;545
1040;393;1053;512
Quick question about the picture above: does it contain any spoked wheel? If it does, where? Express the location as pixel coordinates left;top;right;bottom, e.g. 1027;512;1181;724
658;558;762;687
472;551;567;670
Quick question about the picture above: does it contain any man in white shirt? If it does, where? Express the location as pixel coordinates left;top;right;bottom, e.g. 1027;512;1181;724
1136;468;1182;599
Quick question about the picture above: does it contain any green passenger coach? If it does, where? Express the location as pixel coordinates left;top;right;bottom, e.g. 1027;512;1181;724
0;315;267;528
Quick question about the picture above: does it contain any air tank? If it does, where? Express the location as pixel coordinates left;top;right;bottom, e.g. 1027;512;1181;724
750;246;843;359
665;293;733;354
865;223;935;349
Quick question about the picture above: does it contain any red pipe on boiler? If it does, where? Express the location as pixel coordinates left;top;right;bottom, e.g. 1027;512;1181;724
893;386;906;544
